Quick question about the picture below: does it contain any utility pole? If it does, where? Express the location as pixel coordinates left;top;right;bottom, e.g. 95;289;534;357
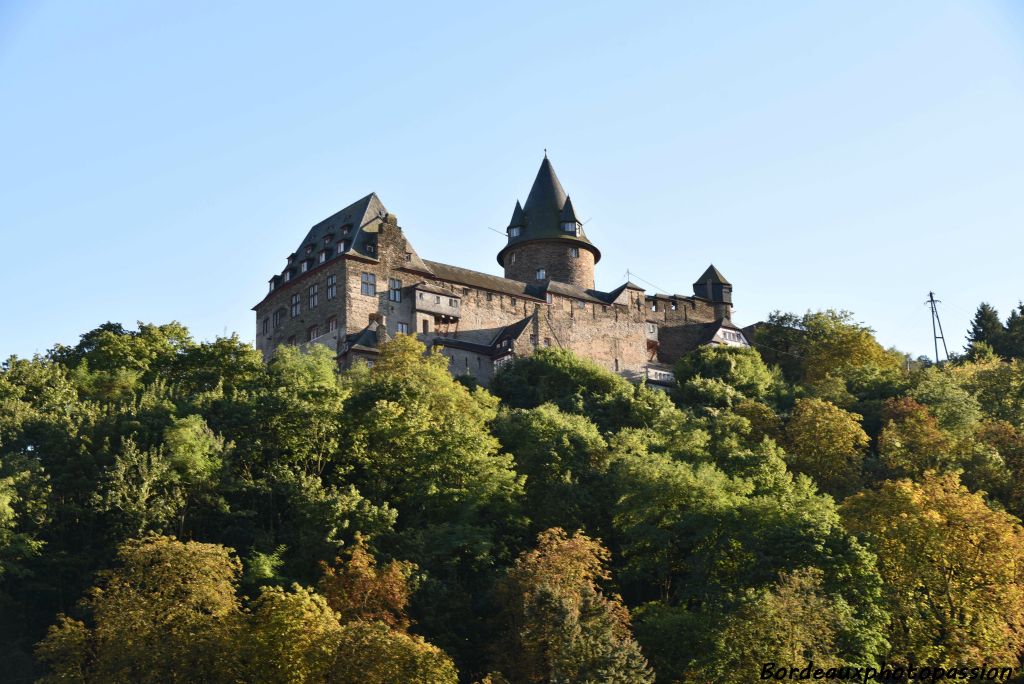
925;291;949;365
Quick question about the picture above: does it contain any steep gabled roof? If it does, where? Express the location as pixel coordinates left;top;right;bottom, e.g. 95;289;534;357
559;195;580;224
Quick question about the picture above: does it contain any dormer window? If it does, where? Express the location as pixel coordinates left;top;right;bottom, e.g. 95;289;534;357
509;226;521;238
561;221;581;235
341;224;352;236
300;260;310;273
319;251;328;264
324;235;333;245
305;245;313;255
365;242;376;255
536;268;546;280
284;271;292;282
341;239;351;252
268;279;276;293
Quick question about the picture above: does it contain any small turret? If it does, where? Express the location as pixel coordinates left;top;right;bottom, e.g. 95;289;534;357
693;264;733;320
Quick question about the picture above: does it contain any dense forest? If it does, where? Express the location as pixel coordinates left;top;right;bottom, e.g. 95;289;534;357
3;303;1024;683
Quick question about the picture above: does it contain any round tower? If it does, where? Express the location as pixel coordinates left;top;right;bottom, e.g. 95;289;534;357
497;155;600;290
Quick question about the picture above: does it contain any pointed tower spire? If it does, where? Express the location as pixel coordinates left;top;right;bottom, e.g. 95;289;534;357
497;155;600;289
508;200;525;228
559;195;580;224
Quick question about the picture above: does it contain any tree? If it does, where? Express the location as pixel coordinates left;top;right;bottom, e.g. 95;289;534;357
36;535;243;683
876;398;954;479
1002;303;1024;359
241;584;344;684
318;538;416;631
673;345;781;407
328;620;459;684
696;569;848;682
491;404;611;535
494;528;653;683
966;303;1005;357
784;398;868;499
908;366;981;437
841;472;1024;665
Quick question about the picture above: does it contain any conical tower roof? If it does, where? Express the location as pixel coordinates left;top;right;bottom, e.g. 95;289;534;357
694;264;730;286
498;155;600;266
508;200;526;227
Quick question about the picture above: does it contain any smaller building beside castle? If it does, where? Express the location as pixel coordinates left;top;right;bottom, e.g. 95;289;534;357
252;156;749;386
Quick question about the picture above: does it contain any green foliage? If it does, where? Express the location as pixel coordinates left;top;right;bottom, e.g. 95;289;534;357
9;311;1024;680
673;344;781;406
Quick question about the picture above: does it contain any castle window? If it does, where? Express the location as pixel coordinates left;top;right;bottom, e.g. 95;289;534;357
614;359;620;371
486;292;493;302
462;288;470;296
546;293;553;304
308;284;319;309
300;260;310;273
509;226;521;238
561;221;581;235
307;325;319;341
535;268;546;280
449;298;458;307
530;335;538;345
651;302;658;311
305;245;313;255
327;316;338;332
510;297;517;307
341;224;352;235
268;280;276;293
422;319;429;334
287;336;296;345
388;278;402;302
647;323;657;334
290;294;301;318
262;318;269;334
327;275;337;300
577;300;585;310
544;338;551;347
324;235;333;245
434;295;441;304
397;322;409;334
273;310;283;329
341;240;351;252
365;241;377;255
509;252;516;264
319;251;328;264
360;273;376;296
405;252;412;261
671;301;678;311
569;247;579;258
284;271;292;282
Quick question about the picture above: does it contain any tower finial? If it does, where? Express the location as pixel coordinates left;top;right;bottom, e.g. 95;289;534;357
544;148;547;159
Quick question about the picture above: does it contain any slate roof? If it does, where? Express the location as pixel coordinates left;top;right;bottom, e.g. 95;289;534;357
342;320;387;354
423;258;636;306
497;156;600;266
694;264;730;286
433;314;535;358
273;193;431;282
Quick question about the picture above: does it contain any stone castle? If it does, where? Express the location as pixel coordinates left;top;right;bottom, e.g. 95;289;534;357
253;156;749;386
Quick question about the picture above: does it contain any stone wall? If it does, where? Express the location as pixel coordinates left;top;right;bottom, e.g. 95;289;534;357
502;240;596;290
256;212;721;383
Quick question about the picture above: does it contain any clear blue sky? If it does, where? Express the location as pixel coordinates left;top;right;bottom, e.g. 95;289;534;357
2;1;1022;361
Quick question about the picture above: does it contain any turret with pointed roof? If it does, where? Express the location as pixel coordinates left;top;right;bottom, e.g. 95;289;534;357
498;155;600;289
693;264;733;318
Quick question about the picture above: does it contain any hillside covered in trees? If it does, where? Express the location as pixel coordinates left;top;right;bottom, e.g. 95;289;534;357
3;306;1024;682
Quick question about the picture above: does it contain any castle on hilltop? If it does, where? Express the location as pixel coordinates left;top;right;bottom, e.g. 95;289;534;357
252;156;749;386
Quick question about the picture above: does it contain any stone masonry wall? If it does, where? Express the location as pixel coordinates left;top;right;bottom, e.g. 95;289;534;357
503;240;596;290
